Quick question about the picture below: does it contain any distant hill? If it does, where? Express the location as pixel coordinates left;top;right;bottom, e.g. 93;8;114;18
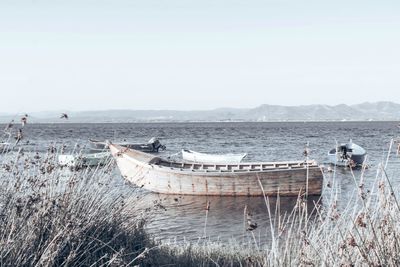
1;102;400;123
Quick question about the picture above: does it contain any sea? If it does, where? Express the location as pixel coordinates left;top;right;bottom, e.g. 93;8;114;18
2;121;400;244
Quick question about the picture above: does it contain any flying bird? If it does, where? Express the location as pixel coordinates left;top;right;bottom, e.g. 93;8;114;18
60;113;69;119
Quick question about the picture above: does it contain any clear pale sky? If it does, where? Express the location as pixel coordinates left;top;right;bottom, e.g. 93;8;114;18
0;0;399;113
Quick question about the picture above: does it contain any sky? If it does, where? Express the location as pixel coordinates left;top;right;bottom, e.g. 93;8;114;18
0;0;399;113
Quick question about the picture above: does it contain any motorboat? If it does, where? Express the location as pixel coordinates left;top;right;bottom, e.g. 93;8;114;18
328;140;366;167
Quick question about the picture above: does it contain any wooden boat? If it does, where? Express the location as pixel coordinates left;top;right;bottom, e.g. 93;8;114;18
110;144;324;196
182;149;247;163
89;137;166;153
58;152;111;168
328;140;367;167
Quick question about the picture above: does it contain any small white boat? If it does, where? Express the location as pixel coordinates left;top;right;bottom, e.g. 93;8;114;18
328;140;367;167
182;149;247;164
58;152;111;168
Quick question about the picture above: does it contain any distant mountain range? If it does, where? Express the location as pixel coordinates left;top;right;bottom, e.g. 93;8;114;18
1;101;400;123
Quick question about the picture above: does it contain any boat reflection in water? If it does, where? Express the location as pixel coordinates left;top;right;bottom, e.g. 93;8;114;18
130;192;321;244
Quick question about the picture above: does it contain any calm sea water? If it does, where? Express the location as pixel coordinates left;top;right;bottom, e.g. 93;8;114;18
2;122;400;244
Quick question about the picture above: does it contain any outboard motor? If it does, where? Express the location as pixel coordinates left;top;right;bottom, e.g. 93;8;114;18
147;137;166;152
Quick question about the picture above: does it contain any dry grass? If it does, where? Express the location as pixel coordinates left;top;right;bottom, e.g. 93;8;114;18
1;140;400;266
0;148;152;266
153;139;400;266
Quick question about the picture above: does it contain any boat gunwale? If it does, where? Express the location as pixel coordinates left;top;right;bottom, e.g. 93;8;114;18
113;145;321;175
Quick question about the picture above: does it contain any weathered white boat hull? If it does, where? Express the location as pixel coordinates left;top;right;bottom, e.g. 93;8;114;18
182;149;246;163
110;144;323;196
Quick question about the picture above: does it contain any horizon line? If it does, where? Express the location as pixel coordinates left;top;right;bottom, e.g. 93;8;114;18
0;100;398;115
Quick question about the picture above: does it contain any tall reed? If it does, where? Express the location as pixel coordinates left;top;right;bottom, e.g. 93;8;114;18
0;148;152;266
154;139;400;266
2;139;400;266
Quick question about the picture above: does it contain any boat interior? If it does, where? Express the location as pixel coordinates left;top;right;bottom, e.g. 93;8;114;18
115;144;319;173
155;159;318;172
